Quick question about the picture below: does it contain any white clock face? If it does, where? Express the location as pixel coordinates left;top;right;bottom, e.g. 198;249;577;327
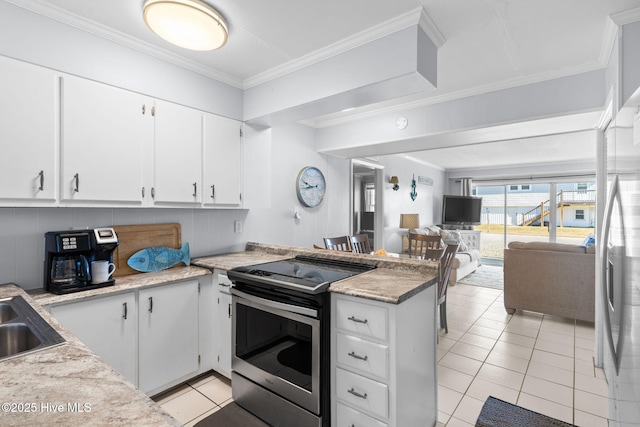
296;167;326;207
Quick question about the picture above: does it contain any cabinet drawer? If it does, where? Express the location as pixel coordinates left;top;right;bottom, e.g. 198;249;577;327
336;367;388;419
336;402;387;427
337;333;388;379
336;297;387;341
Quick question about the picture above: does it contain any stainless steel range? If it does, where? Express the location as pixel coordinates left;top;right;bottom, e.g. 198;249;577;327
228;256;374;427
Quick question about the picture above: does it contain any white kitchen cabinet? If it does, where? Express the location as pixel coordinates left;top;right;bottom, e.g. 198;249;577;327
49;291;137;385
331;288;437;427
0;56;57;205
60;75;150;204
213;270;232;378
152;100;202;205
138;280;200;394
202;113;243;207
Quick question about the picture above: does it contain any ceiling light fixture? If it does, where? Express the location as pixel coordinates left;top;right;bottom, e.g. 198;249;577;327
143;0;228;51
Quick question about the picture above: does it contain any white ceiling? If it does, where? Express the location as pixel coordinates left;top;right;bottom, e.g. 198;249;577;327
10;0;640;170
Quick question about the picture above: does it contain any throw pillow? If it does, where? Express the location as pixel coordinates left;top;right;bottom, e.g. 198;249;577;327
446;230;468;252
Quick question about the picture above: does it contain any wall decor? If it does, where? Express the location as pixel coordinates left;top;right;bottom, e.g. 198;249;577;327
296;166;326;207
418;176;433;186
410;174;417;201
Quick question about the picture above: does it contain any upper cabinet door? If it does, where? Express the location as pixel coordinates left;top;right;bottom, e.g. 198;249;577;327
60;76;149;204
0;57;57;204
203;113;243;207
153;100;202;204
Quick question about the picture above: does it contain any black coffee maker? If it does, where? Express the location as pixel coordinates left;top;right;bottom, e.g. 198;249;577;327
44;228;119;294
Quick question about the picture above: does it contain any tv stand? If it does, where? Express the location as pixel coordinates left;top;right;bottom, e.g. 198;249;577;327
438;224;475;231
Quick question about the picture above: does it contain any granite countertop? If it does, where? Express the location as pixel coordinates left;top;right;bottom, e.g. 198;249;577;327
0;284;179;427
32;265;212;307
197;243;440;304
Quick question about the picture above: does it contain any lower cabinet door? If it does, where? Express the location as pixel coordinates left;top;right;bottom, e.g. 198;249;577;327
335;367;389;419
138;280;200;394
336;402;388;427
49;292;137;385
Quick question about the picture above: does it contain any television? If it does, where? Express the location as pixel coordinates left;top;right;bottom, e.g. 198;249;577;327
442;195;482;226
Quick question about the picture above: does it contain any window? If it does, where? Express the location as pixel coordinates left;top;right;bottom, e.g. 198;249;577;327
508;185;531;192
509;185;518;191
577;183;588;191
521;184;530;191
576;209;585;220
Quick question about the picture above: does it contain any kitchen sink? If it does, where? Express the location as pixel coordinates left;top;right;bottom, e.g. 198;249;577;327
0;296;65;361
0;302;18;323
0;324;42;358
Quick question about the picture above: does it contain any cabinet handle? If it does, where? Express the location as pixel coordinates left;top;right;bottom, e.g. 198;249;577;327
347;316;368;324
151;105;156;116
151;187;155;199
193;182;197;197
142;187;145;198
348;351;368;361
142;104;146;115
347;388;368;399
123;302;128;320
148;296;153;313
211;185;215;199
38;170;44;191
228;303;231;319
73;173;80;192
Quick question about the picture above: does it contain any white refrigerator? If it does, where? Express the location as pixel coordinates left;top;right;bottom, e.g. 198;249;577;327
601;98;640;426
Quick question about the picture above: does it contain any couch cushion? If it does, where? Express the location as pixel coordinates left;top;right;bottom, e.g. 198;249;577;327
452;249;480;268
508;241;587;254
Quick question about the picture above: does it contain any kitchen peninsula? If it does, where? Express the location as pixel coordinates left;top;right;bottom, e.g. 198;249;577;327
3;243;439;426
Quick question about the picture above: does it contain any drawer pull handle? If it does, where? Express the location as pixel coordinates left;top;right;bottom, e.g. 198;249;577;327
347;316;368;324
348;351;368;361
347;388;368;399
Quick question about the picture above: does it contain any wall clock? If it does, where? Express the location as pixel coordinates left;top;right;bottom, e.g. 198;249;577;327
296;166;326;207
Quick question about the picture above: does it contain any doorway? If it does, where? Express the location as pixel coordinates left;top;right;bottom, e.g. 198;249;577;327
351;160;384;250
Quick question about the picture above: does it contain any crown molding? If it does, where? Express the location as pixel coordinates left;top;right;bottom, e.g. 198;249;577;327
418;7;446;48
5;0;244;88
599;16;618;67
610;6;640;25
243;6;444;89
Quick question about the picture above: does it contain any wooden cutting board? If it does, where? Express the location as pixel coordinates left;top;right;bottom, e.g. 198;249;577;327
112;223;181;277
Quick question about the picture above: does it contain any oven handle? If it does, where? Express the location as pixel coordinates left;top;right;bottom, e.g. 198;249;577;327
232;288;319;318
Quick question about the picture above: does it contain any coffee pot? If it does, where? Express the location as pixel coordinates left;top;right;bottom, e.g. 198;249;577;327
50;254;90;284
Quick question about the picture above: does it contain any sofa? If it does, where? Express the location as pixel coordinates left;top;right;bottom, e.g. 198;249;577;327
503;241;596;322
402;227;480;285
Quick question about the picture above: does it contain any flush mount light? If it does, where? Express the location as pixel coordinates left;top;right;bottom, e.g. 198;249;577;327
143;0;228;51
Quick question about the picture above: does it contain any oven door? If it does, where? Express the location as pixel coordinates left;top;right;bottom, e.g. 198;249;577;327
232;288;320;415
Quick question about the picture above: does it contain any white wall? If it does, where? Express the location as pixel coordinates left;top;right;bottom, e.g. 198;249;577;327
377;155;445;253
243;122;351;249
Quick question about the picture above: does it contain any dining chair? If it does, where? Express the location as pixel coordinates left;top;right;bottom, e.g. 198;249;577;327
323;236;351;251
438;243;459;333
349;234;371;254
407;233;442;259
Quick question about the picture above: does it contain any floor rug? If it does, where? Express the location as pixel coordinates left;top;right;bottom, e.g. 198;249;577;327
457;264;504;290
194;402;269;427
476;396;576;426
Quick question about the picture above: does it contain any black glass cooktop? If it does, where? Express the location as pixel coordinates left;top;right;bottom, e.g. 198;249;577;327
228;256;375;294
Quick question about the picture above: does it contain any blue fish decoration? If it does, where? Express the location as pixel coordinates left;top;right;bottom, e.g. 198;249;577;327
127;243;191;273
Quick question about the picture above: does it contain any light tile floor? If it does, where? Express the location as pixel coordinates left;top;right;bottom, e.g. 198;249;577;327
153;371;232;426
437;283;608;427
155;282;608;427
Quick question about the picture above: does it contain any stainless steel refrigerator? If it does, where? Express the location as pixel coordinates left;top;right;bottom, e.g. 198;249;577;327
601;99;640;426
